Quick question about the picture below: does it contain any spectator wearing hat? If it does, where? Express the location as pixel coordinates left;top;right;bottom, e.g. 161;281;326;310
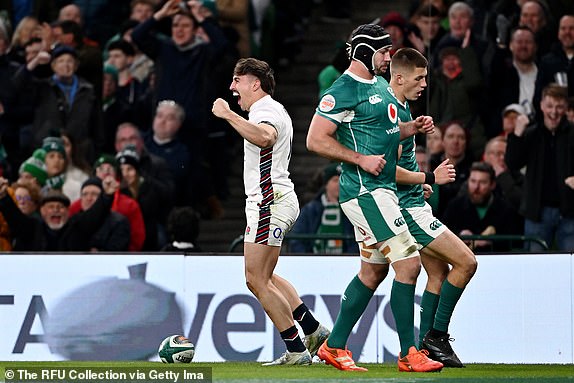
18;148;48;189
48;19;103;99
43;136;67;186
68;153;146;252
114;122;175;205
289;163;356;254
79;177;130;251
12;43;102;162
500;103;529;138
42;136;83;202
0;175;120;251
117;145;172;250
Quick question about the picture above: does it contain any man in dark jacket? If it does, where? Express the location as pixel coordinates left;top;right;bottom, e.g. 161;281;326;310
0;175;119;251
534;15;574;109
131;0;228;151
12;45;102;162
442;162;523;252
506;83;574;251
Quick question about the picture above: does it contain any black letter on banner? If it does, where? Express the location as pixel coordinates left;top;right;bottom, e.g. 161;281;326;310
13;295;48;353
186;293;215;344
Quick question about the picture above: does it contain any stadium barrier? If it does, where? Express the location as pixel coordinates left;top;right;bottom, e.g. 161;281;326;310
0;252;572;364
228;233;549;253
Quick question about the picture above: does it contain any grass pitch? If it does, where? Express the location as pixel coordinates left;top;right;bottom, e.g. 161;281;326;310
1;361;574;382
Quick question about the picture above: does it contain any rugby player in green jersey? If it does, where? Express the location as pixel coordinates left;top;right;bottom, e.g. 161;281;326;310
307;24;442;373
391;47;477;368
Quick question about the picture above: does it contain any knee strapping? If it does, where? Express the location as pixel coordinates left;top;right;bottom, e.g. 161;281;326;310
378;231;419;263
359;242;388;264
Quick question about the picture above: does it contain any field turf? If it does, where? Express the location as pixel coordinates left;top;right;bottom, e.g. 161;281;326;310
1;361;573;382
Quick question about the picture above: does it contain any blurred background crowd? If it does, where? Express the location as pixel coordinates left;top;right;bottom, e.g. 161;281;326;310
0;0;572;253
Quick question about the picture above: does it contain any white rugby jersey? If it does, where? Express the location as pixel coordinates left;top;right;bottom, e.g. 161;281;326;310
244;95;295;204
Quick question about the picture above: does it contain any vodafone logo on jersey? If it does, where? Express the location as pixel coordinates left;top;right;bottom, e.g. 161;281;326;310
388;103;398;124
319;94;336;112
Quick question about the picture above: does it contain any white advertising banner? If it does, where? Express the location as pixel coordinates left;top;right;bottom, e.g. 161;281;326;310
0;253;572;364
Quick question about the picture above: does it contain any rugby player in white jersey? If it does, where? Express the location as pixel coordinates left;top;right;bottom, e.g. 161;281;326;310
212;58;329;366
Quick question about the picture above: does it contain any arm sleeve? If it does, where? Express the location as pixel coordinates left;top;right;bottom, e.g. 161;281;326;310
131;18;162;59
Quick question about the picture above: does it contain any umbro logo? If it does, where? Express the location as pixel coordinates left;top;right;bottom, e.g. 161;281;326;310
429;220;443;231
394;217;406;227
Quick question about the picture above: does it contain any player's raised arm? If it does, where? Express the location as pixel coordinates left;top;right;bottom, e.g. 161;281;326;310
212;98;277;148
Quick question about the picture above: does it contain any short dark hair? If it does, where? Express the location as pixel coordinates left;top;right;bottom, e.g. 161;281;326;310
108;39;136;56
470;161;495;182
510;25;536;42
233;58;276;96
53;20;83;45
391;47;428;74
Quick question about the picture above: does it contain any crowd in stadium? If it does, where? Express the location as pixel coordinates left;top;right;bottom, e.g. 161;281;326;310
0;0;572;252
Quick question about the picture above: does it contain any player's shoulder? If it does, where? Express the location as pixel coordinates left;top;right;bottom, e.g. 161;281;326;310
318;74;362;112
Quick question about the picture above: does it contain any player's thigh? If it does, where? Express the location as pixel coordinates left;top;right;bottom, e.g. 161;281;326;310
341;188;406;246
424;228;475;268
402;203;446;248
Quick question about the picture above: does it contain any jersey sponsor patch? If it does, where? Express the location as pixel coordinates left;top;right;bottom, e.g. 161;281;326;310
388;103;398;124
319;94;336;112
